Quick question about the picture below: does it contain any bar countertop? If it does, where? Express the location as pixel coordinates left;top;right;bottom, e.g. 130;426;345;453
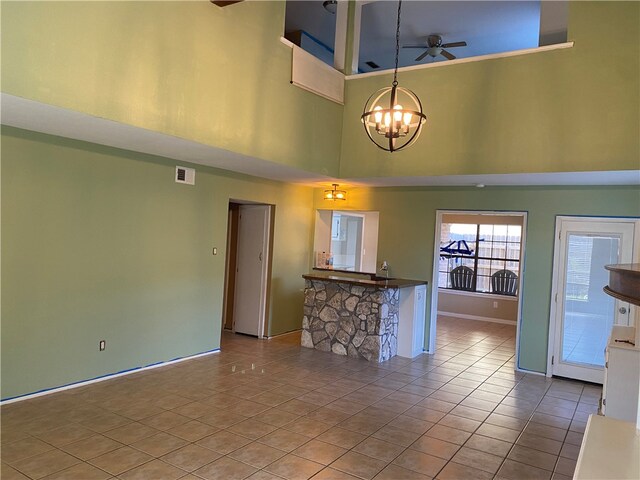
302;273;427;289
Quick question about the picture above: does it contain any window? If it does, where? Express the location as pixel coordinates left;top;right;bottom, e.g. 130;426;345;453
438;223;522;294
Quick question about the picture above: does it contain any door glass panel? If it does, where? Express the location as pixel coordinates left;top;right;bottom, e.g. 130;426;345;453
561;234;620;367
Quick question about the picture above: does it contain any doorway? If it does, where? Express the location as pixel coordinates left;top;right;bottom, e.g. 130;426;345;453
548;217;638;383
429;210;528;364
222;202;274;338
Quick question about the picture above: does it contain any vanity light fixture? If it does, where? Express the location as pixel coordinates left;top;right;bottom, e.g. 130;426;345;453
361;0;426;152
324;184;346;201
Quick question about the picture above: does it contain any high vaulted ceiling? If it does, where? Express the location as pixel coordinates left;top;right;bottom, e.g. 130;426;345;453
285;1;567;72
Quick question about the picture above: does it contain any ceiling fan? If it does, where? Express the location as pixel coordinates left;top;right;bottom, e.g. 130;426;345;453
403;34;467;62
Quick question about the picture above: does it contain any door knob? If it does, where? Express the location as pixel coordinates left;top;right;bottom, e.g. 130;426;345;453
618;306;628;314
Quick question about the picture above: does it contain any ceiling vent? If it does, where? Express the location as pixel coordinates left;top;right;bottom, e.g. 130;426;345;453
175;166;195;185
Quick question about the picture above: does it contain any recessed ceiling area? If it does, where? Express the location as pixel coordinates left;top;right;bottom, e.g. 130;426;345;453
284;0;567;73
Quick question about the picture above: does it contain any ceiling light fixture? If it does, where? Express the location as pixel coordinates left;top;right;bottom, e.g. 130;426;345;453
361;0;426;153
322;0;337;15
324;184;346;201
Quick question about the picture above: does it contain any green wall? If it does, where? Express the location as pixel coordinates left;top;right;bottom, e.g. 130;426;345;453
314;185;640;373
1;127;314;399
340;1;639;178
1;1;342;176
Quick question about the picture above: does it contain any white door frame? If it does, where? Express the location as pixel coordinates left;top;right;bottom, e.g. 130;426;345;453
229;202;272;339
546;216;640;378
429;210;528;371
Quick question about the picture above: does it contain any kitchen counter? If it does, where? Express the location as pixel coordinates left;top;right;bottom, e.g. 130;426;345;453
301;273;428;362
302;273;427;289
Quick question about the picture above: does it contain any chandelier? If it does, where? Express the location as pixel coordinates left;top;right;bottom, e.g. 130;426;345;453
361;0;426;152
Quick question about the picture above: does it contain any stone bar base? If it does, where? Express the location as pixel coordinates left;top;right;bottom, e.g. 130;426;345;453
301;279;399;362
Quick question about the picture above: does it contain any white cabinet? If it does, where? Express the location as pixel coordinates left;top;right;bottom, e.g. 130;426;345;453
397;284;427;358
602;325;640;422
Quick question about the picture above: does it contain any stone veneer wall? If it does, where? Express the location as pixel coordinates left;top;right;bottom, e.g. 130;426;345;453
301;279;399;362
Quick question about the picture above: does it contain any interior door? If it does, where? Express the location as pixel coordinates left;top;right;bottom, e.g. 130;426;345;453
233;205;270;337
551;218;636;383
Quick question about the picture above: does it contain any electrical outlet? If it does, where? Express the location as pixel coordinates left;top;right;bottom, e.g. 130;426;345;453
493;301;498;309
99;340;106;351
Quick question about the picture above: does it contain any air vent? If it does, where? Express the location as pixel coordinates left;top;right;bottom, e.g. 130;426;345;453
365;61;380;69
175;166;195;185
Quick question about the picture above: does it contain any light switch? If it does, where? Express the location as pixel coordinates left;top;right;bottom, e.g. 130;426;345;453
212;247;218;255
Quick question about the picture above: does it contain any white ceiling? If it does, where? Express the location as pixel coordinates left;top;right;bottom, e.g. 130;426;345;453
286;1;567;72
3;94;637;188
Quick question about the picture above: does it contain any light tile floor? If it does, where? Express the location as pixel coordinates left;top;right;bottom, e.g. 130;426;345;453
1;317;600;479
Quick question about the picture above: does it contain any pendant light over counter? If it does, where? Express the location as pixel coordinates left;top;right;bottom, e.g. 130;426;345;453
361;0;426;153
324;184;346;201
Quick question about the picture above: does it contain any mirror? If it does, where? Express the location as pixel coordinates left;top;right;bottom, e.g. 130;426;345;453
314;210;379;273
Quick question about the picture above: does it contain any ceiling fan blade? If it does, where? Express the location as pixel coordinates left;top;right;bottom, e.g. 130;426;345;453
403;45;427;49
415;50;430;62
440;49;456;60
442;41;467;48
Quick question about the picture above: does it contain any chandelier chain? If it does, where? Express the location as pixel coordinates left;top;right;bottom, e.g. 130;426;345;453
392;0;402;86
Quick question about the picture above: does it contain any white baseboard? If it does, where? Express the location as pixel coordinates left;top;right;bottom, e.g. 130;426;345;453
267;329;302;339
437;311;517;326
1;348;220;405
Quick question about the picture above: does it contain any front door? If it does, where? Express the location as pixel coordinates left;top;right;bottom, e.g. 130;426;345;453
551;218;637;383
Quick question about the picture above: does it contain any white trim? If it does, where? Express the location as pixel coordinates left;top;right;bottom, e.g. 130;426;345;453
1;349;220;405
333;0;348;72
279;36;295;48
437;311;516;326
546;216;640;379
267;329;302;340
429;210;528;368
516;367;546;376
345;42;574;80
438;287;519;302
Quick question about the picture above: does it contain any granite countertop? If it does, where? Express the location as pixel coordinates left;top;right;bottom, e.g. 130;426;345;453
302;273;427;289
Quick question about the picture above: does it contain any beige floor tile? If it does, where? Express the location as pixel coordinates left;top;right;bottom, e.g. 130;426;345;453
448;405;489;422
11;449;80;479
259;408;301;427
61;434;123;460
393;449;447;477
79;413;130;433
35;424;95;447
311;467;361;479
196;430;253;454
516;432;563;455
129;431;187;457
437;414;481;433
139;411;190;431
293;439;347;466
199;410;249;429
2;437;55;464
410;436;460;460
475;423;520;443
497;459;552;480
1;464;31;480
264;454;324;480
305;407;351;426
166;419;219;442
247;470;289;480
554;457;577;477
316;427;367;450
88;446;153;476
330;451;387;480
464;434;512;458
228;419;279;440
229;442;287;469
450;447;503;474
103;422;158;444
374;464;432;479
40;462;112;480
371;425;422;447
161;444;222;472
193;456;258;480
353;437;405;463
259;429;311;452
423;425;471;446
284;417;333;438
118;459;185;480
436;461;494;480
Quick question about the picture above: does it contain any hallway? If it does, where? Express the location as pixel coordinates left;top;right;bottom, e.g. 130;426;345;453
2;318;598;479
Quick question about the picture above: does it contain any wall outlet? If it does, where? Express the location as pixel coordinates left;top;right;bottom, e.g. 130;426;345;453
493;301;498;309
99;340;106;351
